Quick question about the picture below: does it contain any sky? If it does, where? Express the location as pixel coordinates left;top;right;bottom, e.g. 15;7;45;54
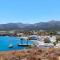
0;0;60;24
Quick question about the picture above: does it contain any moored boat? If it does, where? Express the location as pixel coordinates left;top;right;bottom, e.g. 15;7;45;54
8;44;13;48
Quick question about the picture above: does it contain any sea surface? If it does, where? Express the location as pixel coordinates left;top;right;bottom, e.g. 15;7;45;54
0;36;32;51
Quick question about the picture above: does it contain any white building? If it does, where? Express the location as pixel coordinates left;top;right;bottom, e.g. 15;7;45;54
48;36;56;43
32;35;56;48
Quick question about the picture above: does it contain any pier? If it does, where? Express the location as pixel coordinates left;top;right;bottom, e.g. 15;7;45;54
17;38;32;47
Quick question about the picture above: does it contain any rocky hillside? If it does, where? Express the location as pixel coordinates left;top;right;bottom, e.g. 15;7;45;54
0;48;60;60
0;20;60;31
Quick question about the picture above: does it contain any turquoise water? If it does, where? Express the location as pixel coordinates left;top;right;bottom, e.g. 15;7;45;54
0;36;32;51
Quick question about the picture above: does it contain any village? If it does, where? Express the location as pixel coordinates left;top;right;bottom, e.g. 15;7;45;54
0;30;60;48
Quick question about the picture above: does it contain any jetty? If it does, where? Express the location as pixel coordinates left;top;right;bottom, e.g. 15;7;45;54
17;37;32;46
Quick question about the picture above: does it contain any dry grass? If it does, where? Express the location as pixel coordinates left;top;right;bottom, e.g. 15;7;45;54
0;48;60;60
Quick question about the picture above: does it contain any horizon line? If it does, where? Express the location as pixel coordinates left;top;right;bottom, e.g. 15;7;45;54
0;20;59;24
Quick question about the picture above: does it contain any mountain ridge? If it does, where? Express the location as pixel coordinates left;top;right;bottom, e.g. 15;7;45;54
0;20;60;31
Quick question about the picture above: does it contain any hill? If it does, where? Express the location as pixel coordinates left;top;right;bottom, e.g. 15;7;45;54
0;20;60;31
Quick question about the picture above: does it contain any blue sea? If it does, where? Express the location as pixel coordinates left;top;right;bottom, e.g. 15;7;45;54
0;36;33;51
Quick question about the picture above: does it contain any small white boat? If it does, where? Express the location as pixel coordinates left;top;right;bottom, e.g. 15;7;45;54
17;43;21;46
8;44;13;48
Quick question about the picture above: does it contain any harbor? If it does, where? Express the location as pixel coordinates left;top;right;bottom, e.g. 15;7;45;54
0;34;60;51
0;36;33;51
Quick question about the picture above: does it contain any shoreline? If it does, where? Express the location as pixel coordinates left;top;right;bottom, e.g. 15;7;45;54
0;47;34;53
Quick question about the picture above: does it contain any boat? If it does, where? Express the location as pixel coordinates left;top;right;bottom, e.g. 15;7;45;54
17;43;21;46
8;44;13;48
17;43;29;46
